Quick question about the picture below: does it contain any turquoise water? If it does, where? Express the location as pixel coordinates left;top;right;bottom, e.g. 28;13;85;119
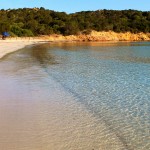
44;42;150;150
0;42;150;150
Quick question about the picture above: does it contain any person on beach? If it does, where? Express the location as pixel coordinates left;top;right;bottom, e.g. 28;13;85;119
2;32;9;40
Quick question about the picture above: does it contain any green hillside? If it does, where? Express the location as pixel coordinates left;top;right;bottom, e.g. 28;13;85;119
0;7;150;36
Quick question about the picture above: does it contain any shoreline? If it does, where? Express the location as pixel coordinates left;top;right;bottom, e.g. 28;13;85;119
0;38;49;59
0;36;149;150
0;38;127;150
0;32;150;59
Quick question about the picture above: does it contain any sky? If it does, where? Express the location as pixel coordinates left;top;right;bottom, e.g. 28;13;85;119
0;0;150;13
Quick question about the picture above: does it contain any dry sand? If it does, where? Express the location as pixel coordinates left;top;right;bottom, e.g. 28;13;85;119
0;38;49;58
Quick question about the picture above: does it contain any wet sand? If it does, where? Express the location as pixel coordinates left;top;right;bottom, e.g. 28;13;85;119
0;41;149;150
0;41;127;149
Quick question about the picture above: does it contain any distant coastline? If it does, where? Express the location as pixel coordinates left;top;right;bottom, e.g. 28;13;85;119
3;30;150;42
0;30;149;59
45;31;150;42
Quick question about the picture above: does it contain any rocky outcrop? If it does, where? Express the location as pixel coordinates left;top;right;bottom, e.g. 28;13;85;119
46;31;150;42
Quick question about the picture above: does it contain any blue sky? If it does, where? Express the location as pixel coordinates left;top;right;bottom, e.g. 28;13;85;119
0;0;149;13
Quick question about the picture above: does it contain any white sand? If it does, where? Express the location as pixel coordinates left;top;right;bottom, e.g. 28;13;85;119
0;38;49;58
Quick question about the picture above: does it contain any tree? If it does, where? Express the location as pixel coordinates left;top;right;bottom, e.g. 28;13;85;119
0;22;10;33
62;21;79;35
0;8;150;36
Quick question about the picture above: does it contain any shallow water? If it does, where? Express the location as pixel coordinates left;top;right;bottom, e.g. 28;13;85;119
0;42;150;150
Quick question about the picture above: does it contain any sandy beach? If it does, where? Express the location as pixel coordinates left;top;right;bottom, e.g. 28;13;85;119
0;38;49;59
0;40;124;150
0;41;126;150
0;38;149;149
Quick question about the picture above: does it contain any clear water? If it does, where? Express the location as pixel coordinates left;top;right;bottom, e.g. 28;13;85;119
0;42;150;150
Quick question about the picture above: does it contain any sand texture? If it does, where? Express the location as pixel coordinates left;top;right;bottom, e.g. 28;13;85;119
0;38;49;58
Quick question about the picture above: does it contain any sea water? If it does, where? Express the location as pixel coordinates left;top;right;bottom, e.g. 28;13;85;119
0;42;149;150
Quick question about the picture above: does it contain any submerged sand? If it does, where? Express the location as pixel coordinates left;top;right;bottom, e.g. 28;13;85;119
0;68;125;150
0;39;127;149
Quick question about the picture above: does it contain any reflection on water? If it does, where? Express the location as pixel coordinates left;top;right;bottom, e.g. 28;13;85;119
0;42;150;150
30;44;57;65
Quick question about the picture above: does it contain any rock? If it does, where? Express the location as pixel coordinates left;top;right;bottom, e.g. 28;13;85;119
45;30;150;42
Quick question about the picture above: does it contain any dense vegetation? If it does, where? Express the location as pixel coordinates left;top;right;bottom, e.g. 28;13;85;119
0;7;150;36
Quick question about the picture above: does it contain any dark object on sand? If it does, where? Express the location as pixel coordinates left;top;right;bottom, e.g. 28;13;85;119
2;32;10;40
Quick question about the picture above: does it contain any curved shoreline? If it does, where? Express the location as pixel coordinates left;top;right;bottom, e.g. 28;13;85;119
1;32;150;59
0;39;49;59
0;41;126;150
